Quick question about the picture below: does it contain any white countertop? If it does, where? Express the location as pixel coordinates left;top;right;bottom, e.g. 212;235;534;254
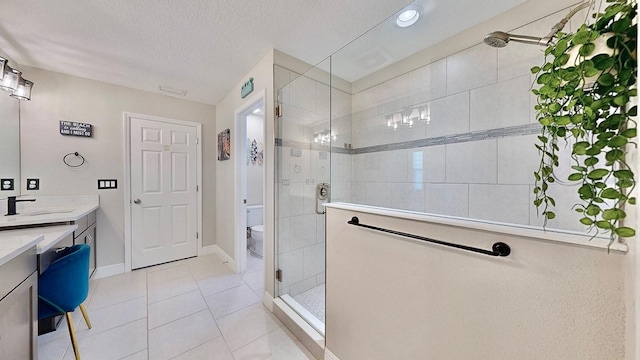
0;225;78;266
0;232;42;267
0;195;99;228
0;195;99;266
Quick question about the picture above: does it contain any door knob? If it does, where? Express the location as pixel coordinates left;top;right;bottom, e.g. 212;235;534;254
133;199;141;204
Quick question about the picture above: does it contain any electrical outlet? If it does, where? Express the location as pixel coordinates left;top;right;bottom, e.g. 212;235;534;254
98;179;117;189
27;178;40;190
1;178;14;191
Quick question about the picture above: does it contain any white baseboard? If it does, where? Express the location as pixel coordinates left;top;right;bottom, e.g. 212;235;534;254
262;291;274;311
93;263;125;279
201;245;217;255
324;348;341;360
205;245;237;272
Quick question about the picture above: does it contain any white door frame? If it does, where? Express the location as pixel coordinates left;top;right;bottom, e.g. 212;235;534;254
234;89;266;273
123;112;203;272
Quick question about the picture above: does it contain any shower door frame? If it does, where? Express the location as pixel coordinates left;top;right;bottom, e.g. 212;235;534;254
274;60;333;336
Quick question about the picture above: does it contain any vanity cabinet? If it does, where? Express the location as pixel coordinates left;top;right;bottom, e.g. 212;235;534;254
72;210;96;278
38;232;73;274
0;246;38;360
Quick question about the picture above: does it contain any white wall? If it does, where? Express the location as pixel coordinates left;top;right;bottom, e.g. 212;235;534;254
215;50;275;296
246;114;264;206
18;66;217;267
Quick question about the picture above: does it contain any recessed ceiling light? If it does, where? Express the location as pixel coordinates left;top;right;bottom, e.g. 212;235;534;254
396;7;421;28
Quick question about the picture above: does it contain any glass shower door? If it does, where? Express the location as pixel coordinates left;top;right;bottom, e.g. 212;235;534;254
274;58;332;334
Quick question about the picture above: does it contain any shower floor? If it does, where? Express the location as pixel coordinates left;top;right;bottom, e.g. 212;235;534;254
292;284;325;323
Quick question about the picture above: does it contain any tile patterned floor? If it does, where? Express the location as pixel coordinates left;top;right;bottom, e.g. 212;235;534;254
292;285;325;323
37;252;314;360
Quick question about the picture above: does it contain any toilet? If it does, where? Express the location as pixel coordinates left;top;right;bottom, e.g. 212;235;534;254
246;205;263;258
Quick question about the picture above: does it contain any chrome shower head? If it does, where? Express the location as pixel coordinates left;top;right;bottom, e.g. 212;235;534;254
483;31;510;47
483;31;546;47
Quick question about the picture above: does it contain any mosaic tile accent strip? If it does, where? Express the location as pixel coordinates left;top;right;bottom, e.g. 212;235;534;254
276;123;541;155
352;123;542;154
276;138;353;154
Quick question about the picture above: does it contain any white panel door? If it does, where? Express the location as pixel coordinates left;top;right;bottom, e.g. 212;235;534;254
130;116;197;269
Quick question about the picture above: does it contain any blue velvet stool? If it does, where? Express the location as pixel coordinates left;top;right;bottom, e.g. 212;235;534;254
38;244;92;360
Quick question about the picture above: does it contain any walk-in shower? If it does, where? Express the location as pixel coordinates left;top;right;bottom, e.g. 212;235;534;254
273;0;602;343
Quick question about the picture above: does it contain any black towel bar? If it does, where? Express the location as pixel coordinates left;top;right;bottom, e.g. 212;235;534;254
347;216;511;257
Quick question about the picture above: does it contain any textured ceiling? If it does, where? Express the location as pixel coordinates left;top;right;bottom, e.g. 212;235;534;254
0;0;537;105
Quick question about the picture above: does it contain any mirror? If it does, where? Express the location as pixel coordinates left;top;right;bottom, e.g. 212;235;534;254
0;90;20;198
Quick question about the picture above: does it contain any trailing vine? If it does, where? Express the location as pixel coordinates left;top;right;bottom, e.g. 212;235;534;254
532;0;638;241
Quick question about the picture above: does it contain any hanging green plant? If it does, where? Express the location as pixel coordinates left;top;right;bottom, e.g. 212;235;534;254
532;0;637;241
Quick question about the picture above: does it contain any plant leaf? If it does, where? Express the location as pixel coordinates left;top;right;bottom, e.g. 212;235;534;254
615;227;635;237
579;43;596;56
586;204;601;216
621;128;636;138
597;73;615;87
554;39;569;56
568;173;584;181
587;169;609;180
613;169;634;179
606;149;624;162
595;220;613;230
602;209;622;220
600;188;621;199
608;135;628;147
580;217;594;225
584;157;599;166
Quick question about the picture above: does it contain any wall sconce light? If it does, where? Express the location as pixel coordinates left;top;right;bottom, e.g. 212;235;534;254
313;130;336;145
0;57;33;100
385;105;431;130
11;78;33;100
0;66;21;92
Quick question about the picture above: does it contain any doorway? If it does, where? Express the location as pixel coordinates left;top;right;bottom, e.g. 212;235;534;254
234;92;266;276
124;112;202;271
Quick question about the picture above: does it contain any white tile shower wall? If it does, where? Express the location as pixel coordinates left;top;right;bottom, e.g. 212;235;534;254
427;92;470;137
424;184;470;218
468;184;531;225
407;59;448;106
469;74;532;131
497;134;539;185
446;43;497;95
445;140;498;184
346;11;590;234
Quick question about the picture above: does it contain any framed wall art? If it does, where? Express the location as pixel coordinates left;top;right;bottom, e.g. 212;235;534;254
217;128;230;161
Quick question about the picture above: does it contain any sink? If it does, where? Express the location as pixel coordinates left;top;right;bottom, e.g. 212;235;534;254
19;209;73;216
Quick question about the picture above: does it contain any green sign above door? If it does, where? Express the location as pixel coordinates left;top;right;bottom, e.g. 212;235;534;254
241;78;254;98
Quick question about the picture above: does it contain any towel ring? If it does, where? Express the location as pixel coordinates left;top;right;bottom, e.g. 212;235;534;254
63;152;85;167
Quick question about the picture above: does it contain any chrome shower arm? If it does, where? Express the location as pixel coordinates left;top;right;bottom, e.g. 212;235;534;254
508;34;547;46
541;0;594;44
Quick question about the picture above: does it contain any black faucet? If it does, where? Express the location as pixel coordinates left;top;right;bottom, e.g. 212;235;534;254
6;196;36;216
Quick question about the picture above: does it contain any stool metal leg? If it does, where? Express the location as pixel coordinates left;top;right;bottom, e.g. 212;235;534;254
79;304;92;329
65;313;81;360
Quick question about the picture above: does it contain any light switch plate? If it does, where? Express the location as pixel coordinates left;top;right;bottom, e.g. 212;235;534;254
98;179;118;189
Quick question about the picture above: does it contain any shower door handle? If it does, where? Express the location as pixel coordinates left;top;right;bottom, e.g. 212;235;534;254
315;183;329;215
